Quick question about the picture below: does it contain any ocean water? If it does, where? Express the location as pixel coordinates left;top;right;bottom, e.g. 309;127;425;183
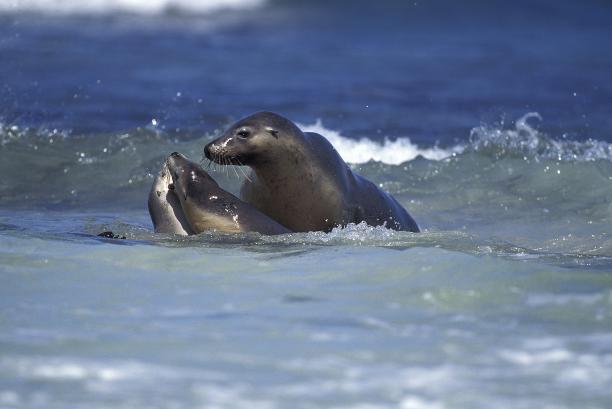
1;0;612;408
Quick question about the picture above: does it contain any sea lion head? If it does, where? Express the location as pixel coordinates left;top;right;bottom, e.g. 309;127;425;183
165;151;284;235
147;158;195;235
166;152;219;202
204;111;303;165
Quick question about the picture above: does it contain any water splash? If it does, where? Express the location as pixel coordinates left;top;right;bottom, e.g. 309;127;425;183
469;113;612;162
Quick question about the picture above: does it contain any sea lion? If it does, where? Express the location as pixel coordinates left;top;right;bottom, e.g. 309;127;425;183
203;112;420;232
148;161;194;235
158;152;290;235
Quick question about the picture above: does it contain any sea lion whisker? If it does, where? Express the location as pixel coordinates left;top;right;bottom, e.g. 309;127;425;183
236;159;247;179
230;160;240;180
236;159;253;183
213;153;220;173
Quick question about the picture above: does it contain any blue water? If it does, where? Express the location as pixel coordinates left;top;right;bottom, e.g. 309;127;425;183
2;0;611;141
1;1;612;408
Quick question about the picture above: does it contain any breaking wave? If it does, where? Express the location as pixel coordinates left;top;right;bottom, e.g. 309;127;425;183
1;113;612;218
0;0;266;16
468;113;612;162
299;120;462;165
300;113;612;165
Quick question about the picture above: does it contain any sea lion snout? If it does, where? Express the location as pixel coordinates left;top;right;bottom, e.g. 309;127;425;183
166;153;190;187
203;141;217;160
204;138;233;162
205;138;234;153
204;137;244;165
166;152;219;192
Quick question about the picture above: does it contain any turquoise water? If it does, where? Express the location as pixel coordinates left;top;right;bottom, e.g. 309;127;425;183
2;226;612;408
2;0;612;408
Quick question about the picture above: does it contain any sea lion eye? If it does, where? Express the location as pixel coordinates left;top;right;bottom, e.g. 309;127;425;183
237;129;251;138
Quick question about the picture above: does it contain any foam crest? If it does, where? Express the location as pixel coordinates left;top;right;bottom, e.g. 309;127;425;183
300;114;612;165
299;120;462;165
2;356;184;382
469;112;612;161
301;222;399;243
499;346;612;386
0;0;266;15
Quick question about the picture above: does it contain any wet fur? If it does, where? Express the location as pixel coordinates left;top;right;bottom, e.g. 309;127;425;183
204;112;420;232
149;153;290;235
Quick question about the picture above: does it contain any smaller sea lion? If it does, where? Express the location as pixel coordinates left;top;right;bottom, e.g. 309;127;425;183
148;161;194;235
164;152;291;235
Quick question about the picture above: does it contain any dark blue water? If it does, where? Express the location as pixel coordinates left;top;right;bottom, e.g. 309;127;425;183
2;0;611;143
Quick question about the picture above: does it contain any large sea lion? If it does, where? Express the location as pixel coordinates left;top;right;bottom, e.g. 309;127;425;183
204;112;420;232
148;152;290;235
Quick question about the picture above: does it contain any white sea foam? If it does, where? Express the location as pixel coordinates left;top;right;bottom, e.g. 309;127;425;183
1;356;182;383
299;120;462;165
301;222;399;244
499;348;573;366
469;112;612;161
499;346;612;387
299;114;612;165
0;0;266;15
526;292;604;306
400;396;446;409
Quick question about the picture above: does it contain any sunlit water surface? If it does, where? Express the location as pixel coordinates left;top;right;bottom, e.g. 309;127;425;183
2;0;612;408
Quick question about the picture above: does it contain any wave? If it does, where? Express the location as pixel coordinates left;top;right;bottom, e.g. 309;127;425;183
0;0;266;16
468;113;612;162
300;113;612;165
299;120;462;165
1;114;611;173
3;114;612;264
2;113;612;215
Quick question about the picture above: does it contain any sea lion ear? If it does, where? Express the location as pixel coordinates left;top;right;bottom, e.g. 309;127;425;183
267;128;279;139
